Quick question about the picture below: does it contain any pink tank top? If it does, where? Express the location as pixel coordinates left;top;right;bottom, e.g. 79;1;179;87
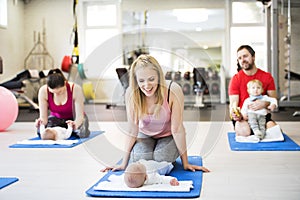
48;82;74;119
139;97;172;138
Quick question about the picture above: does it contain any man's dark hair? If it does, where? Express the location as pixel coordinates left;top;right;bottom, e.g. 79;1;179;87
237;45;255;57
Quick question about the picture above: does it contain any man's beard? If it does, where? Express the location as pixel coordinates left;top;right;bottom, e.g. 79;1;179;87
242;61;254;71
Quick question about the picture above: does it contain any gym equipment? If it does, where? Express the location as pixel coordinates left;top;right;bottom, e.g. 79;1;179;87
165;71;172;80
183;71;190;80
211;82;220;95
0;56;2;74
78;63;87;79
194;82;204;108
62;1;93;102
281;69;300;116
193;68;207;107
0;86;18;131
82;82;96;100
0;70;29;89
24;27;54;70
61;58;87;80
0;70;46;109
62;61;94;101
116;68;129;91
278;2;300;116
193;68;207;90
61;55;72;73
174;71;181;81
23;21;54;107
285;69;300;80
182;83;191;95
71;0;79;64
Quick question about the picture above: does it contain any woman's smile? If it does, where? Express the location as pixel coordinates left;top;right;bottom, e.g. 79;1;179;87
136;67;159;97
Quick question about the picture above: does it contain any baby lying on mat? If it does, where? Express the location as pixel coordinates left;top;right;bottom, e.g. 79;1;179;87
39;123;73;140
124;159;179;188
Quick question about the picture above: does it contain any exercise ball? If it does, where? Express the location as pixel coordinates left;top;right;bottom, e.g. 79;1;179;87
0;86;18;131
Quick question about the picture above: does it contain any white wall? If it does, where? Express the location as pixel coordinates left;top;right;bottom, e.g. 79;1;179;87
1;0;299;103
24;0;74;69
0;0;24;80
0;0;74;78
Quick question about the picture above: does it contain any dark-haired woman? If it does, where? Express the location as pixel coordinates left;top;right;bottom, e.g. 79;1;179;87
35;68;90;138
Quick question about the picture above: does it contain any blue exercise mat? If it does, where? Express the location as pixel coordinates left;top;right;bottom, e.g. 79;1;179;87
228;132;300;151
9;131;104;148
86;156;203;198
0;177;19;189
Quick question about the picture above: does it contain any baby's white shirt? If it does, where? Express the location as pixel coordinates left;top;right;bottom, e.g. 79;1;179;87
241;95;278;116
40;124;73;140
144;172;174;185
138;159;174;175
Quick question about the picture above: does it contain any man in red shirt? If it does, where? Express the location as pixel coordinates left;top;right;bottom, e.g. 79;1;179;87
228;45;277;136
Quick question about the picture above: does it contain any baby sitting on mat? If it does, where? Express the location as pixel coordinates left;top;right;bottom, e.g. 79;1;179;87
241;79;278;140
39;122;73;140
124;159;179;188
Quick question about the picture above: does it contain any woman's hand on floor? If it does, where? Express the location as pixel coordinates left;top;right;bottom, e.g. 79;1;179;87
184;164;210;172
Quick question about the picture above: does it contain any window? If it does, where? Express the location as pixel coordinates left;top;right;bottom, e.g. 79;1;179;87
81;1;122;78
232;1;264;24
0;0;7;28
229;0;267;76
86;4;117;26
83;2;120;60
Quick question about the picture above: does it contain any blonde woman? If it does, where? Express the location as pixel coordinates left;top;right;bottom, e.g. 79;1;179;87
102;55;209;173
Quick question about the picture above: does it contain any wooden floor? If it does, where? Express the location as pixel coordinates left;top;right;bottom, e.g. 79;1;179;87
1;120;300;200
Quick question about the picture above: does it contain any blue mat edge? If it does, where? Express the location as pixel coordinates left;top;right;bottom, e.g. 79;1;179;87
9;131;104;148
228;132;300;151
85;156;203;198
0;177;19;189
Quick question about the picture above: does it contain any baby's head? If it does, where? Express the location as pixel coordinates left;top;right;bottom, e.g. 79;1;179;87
247;79;263;96
124;162;147;188
41;128;57;140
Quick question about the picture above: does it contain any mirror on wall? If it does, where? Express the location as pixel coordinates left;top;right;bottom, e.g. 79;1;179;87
121;8;225;104
122;8;225;70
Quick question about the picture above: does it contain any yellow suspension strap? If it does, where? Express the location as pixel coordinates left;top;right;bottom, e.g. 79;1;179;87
72;0;79;64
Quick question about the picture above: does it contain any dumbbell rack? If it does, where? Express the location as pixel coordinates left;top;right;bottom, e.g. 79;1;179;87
165;69;221;108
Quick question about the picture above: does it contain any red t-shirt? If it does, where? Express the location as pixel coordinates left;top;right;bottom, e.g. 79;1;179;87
228;68;276;108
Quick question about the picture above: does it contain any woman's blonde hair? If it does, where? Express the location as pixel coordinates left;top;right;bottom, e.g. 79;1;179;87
128;54;166;119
